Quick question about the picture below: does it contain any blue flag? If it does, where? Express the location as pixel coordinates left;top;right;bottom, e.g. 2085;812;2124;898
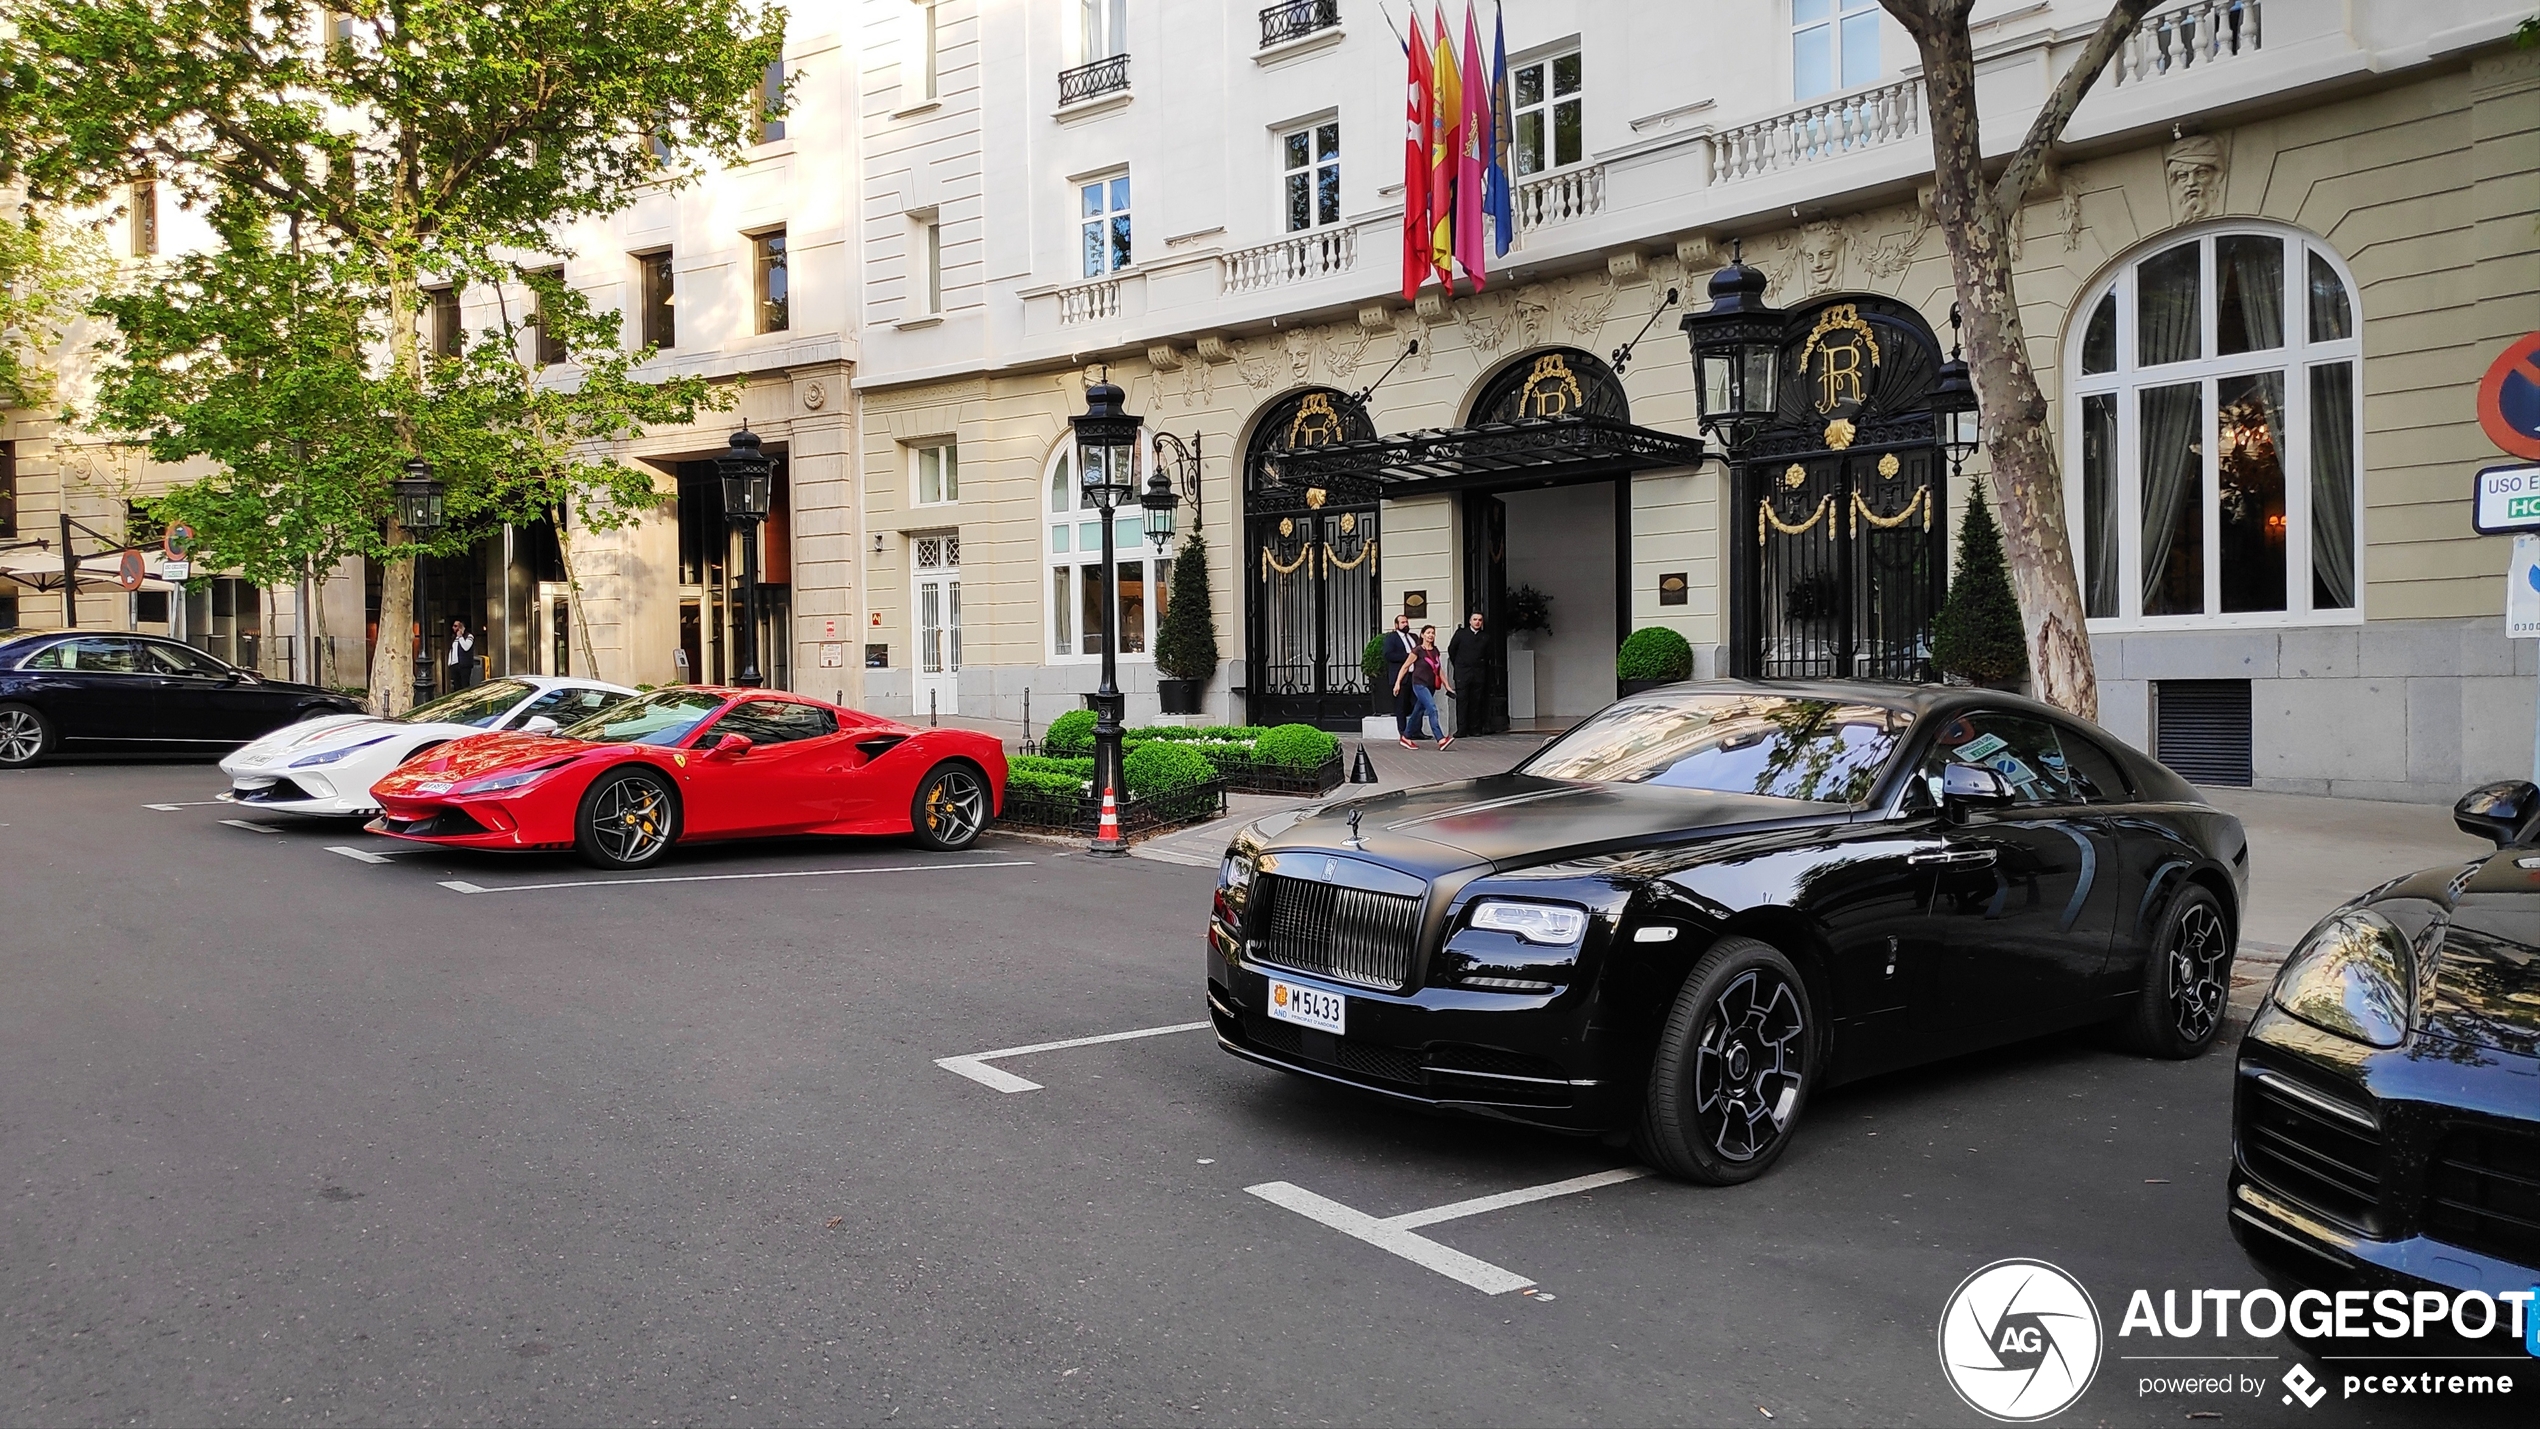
1485;3;1514;256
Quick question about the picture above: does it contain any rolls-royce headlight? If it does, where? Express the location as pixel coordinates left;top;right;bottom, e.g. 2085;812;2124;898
1469;900;1589;946
1218;851;1255;892
2271;909;2414;1048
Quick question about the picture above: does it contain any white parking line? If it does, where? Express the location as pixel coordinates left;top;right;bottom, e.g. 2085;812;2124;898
440;858;1035;895
218;818;282;834
327;845;397;864
144;801;230;811
937;1020;1213;1093
1246;1167;1653;1295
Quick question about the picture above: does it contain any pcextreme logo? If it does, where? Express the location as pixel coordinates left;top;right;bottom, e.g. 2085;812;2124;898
1937;1259;2103;1422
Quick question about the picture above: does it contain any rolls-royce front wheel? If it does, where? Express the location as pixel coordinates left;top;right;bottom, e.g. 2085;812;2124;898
2123;884;2233;1059
1636;936;1815;1185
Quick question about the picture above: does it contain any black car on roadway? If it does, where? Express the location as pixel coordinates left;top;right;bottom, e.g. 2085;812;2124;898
0;630;364;769
2228;780;2540;1340
1208;680;2249;1184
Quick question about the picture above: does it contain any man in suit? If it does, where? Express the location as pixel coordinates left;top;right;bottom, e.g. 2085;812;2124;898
1447;611;1490;737
1379;612;1418;739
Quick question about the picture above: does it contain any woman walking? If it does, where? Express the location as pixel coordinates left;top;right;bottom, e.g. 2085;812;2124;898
1393;625;1455;749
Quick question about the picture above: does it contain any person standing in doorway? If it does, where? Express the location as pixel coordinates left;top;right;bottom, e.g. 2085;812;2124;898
1447;610;1489;738
1379;611;1419;740
446;618;477;693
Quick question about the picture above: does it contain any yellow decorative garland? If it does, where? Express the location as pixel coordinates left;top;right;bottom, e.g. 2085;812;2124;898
1849;485;1931;537
1758;494;1834;546
1321;537;1377;571
1261;543;1315;578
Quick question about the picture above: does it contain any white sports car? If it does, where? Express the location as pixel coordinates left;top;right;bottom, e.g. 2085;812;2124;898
218;676;637;817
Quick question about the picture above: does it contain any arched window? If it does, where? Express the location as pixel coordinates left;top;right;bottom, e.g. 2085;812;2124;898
2065;224;2360;626
1043;436;1166;662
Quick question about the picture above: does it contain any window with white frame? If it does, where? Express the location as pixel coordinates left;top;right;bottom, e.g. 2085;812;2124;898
1510;51;1581;176
1044;440;1171;661
1793;0;1879;100
2066;224;2361;627
912;439;958;506
1080;173;1131;277
1080;0;1126;62
923;219;943;312
1281;120;1340;232
917;1;941;101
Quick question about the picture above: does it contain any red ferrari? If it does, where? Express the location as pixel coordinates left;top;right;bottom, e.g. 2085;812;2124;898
367;686;1006;868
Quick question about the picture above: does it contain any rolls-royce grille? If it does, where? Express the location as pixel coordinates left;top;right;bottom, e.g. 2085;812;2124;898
2427;1127;2540;1265
2239;1074;2382;1229
1250;873;1423;990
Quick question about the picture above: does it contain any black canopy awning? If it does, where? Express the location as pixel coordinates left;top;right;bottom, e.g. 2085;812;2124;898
1272;412;1705;502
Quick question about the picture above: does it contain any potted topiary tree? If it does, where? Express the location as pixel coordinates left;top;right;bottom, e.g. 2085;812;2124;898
1615;626;1694;697
1931;478;2032;691
1152;533;1218;715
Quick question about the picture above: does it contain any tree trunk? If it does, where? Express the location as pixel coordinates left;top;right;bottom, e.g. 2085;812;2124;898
368;543;414;716
554;515;605;680
1891;1;2105;721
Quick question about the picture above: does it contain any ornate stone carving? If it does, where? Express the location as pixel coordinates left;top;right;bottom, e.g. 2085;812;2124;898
1328;319;1379;381
1355;303;1393;332
1674;234;1722;274
801;381;827;410
1226;336;1283;390
1147;343;1184;372
1856;195;1932;282
1604;250;1646;283
1558;273;1620;338
1283;328;1316;381
1795;219;1849;296
2164;134;2226;224
1192;333;1234;364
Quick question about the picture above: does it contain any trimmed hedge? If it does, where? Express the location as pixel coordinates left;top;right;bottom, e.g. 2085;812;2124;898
1617;626;1694;683
1005;766;1088;800
1041;708;1097;757
1255;722;1339;769
1124;739;1216;797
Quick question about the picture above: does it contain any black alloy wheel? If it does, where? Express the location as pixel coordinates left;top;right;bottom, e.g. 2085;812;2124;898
2124;884;2233;1059
909;761;988;851
0;703;54;769
1636;936;1815;1185
574;767;681;870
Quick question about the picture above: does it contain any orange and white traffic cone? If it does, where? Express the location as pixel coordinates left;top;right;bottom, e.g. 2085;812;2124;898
1092;784;1124;855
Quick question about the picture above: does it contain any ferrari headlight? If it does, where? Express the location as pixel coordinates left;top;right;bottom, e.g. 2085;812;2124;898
454;764;563;796
2272;909;2415;1048
291;735;394;768
1469;900;1589;946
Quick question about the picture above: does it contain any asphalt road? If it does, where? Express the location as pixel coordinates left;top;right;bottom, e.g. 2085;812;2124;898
2;761;2528;1427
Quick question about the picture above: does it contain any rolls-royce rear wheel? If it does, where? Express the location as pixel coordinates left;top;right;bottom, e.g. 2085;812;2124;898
908;761;988;851
574;767;681;870
1635;936;1815;1185
0;703;55;769
2122;884;2233;1059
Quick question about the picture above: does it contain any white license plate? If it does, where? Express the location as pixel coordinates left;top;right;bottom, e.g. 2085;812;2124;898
1266;978;1345;1035
414;781;452;795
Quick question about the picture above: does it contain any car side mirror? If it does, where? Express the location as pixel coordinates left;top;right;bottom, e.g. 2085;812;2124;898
2454;779;2540;848
709;732;753;760
520;716;560;736
1940;762;2014;820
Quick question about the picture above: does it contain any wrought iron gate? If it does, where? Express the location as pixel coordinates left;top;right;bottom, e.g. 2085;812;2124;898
1249;506;1378;728
1741;446;1943;680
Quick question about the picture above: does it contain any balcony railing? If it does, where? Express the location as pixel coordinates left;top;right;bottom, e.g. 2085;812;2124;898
2111;0;2261;86
1224;226;1358;293
1510;164;1605;244
1057;276;1121;325
1058;53;1131;106
1707;75;1924;185
1259;0;1340;50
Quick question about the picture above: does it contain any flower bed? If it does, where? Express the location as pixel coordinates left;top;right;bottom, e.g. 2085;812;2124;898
995;780;1227;837
1014;719;1341;798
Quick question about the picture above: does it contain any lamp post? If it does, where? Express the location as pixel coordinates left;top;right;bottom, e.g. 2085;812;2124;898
1071;378;1141;856
717;426;774;688
1141;431;1201;552
391;458;446;709
1680;239;1785;460
1931;303;1982;474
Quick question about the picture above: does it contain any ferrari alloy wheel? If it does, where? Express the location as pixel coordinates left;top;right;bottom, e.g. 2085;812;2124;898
1636;937;1814;1185
2124;884;2233;1059
574;767;681;870
0;704;54;769
909;761;988;851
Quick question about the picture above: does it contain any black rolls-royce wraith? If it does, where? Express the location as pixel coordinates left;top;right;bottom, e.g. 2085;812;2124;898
0;631;363;768
1208;681;2249;1184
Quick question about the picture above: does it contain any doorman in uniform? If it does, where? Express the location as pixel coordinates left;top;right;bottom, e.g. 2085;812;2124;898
1448;611;1490;737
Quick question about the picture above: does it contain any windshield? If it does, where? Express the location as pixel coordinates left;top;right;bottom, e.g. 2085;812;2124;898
562;688;728;746
401;679;534;728
1519;692;1914;804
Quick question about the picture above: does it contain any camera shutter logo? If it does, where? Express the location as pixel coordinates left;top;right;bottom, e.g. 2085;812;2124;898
1938;1259;2103;1422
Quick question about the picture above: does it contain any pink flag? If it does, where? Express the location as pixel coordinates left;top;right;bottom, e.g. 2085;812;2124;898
1402;11;1431;301
1455;4;1489;289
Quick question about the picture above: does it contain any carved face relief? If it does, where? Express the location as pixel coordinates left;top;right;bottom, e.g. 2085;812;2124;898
1797;220;1848;294
2164;136;2225;224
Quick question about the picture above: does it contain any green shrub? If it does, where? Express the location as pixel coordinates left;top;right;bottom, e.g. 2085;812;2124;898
1931;478;2032;685
1616;626;1695;683
1005;767;1088;800
1131;724;1266;743
1362;633;1388;683
1124;739;1216;797
1152;533;1221;681
1009;754;1093;779
1255;723;1339;769
1041;707;1097;757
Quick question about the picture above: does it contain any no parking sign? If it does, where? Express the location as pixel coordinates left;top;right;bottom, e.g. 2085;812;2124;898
2479;332;2540;460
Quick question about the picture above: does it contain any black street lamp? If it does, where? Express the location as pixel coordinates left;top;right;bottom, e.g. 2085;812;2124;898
1071;377;1141;856
718;425;774;688
1932;303;1982;472
1680;239;1785;459
392;458;446;708
1141;431;1202;553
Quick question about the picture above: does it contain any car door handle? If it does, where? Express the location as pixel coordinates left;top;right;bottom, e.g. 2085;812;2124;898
1909;849;1997;868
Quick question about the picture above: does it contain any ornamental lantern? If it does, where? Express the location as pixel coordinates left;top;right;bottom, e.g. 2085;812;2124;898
1680;241;1784;455
1932;305;1982;467
717;425;774;523
1070;378;1142;514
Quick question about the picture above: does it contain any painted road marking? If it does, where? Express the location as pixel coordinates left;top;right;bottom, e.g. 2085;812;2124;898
218;818;282;834
937;1020;1213;1093
441;858;1035;895
1246;1167;1654;1295
144;801;230;811
327;845;397;864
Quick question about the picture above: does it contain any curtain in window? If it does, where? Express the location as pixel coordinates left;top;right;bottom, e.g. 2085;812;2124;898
2136;244;2200;367
2139;383;2203;616
2081;394;2120;618
2310;362;2357;609
2215;235;2283;354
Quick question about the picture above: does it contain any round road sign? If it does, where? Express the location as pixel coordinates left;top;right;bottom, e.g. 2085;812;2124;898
116;548;145;592
2478;332;2540;461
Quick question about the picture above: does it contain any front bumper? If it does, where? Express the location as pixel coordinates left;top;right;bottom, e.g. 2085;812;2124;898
1206;917;1635;1131
220;768;372;815
2228;1003;2540;1347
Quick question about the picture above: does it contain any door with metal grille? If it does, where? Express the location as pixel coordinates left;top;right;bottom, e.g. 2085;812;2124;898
912;532;960;720
1740;447;1943;680
1250;506;1378;729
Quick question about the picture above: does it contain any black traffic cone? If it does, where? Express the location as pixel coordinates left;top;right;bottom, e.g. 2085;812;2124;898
1349;745;1380;784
